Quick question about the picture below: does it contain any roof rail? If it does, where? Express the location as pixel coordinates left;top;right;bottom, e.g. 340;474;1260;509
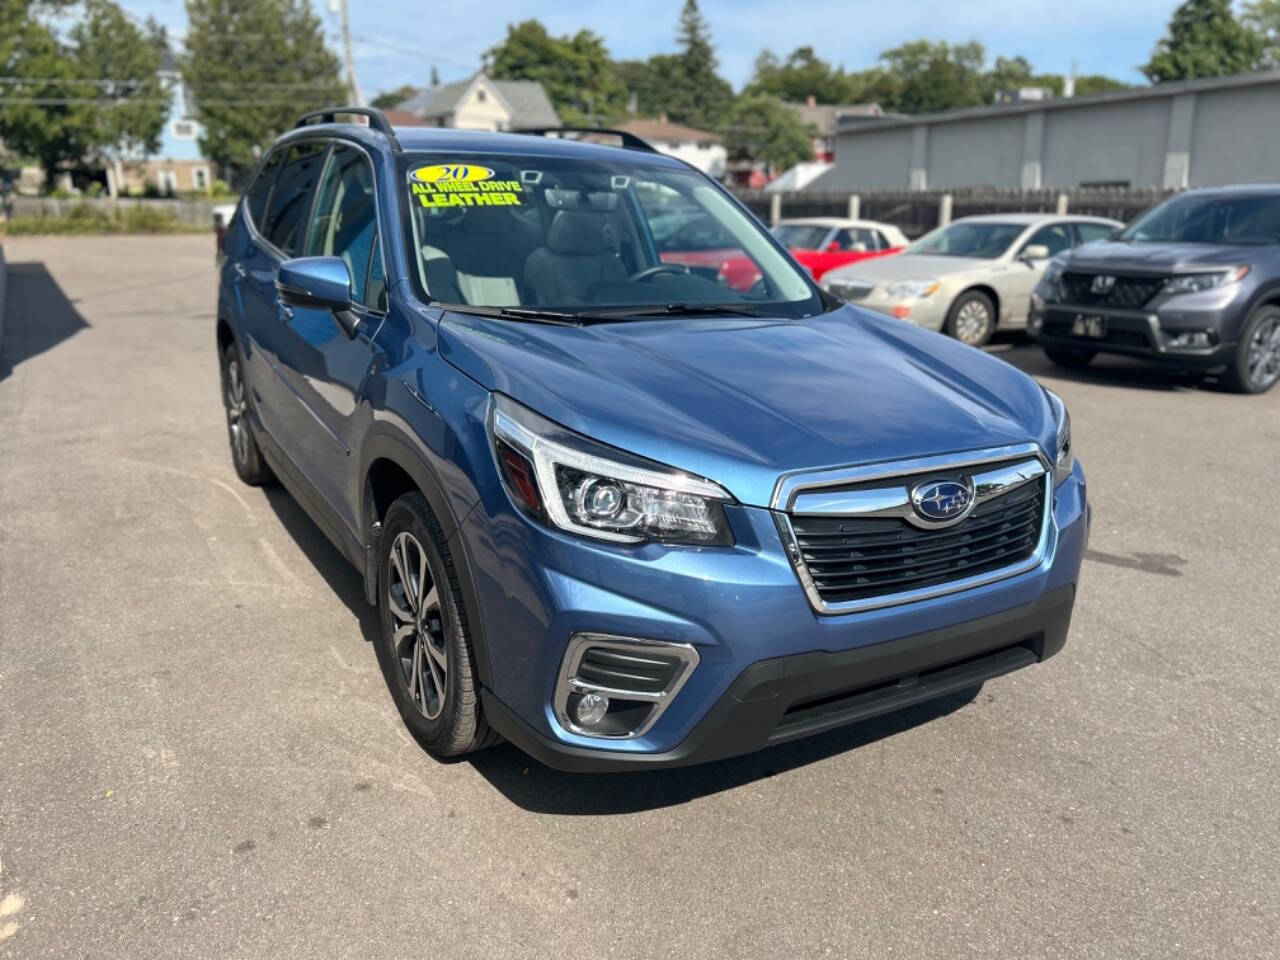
295;106;402;152
513;127;657;153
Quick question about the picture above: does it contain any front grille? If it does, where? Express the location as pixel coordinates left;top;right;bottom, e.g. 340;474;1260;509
828;280;873;301
789;477;1045;606
1061;271;1167;309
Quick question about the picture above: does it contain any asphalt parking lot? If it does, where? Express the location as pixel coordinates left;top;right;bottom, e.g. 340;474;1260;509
1;234;1277;959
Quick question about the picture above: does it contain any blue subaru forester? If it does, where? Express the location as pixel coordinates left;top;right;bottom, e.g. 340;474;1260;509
215;108;1089;771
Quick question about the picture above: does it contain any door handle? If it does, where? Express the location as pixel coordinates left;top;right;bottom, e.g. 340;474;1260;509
276;301;293;322
233;262;247;279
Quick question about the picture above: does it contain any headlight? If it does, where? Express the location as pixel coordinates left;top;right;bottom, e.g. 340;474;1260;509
1041;255;1068;286
1163;266;1248;295
884;278;940;300
489;394;735;546
1043;388;1074;486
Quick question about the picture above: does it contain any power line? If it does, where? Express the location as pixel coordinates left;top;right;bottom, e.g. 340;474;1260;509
0;96;331;106
0;76;342;90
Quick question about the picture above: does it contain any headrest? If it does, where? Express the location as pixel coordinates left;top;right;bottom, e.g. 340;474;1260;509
544;188;618;212
546;210;610;255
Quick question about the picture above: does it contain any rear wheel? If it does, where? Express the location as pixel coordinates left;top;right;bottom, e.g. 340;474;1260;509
945;290;996;347
1223;305;1280;394
373;492;498;758
220;342;273;485
1043;345;1097;369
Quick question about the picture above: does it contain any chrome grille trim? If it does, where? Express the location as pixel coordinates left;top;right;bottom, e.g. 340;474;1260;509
772;444;1056;615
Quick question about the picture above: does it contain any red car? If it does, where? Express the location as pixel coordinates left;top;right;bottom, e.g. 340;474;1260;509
658;216;907;293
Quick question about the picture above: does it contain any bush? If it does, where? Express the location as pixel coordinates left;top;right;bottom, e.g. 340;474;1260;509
0;202;205;235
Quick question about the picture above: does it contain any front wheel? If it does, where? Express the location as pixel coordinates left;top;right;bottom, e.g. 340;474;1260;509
1222;305;1280;394
373;492;498;758
944;290;996;347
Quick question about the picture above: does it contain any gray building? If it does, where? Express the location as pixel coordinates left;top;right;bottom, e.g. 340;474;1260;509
813;71;1280;193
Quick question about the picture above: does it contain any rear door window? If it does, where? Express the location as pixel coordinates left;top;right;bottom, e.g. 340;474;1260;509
261;141;327;257
1022;223;1073;257
245;149;283;230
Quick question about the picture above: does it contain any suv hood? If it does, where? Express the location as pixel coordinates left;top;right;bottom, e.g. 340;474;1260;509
439;306;1055;508
825;253;991;282
1065;240;1260;271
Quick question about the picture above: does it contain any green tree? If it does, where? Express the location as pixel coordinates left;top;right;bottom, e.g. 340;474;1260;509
71;0;167;191
1243;0;1280;66
981;55;1064;101
877;40;987;113
184;0;345;185
1142;0;1265;83
746;46;859;103
663;0;733;128
724;92;814;172
488;20;625;124
1073;74;1130;95
371;83;419;109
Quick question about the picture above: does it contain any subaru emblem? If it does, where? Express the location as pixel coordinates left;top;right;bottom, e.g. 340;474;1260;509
910;478;975;526
1091;274;1117;295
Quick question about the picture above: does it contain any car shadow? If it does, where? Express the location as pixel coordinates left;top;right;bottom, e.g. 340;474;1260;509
260;485;381;645
0;261;91;382
467;685;981;815
989;333;1217;393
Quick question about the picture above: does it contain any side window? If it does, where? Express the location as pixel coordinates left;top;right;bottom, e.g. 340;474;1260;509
305;144;383;307
245;149;283;229
261;141;327;257
1075;222;1115;246
873;231;890;250
830;228;852;250
365;231;387;312
1022;223;1073;257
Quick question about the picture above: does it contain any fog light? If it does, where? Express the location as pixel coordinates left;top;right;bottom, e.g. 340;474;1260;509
575;692;610;727
1165;330;1214;349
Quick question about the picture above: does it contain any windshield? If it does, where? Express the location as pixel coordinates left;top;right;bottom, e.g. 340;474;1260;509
400;152;820;318
772;224;830;249
906;221;1025;259
1119;193;1280;245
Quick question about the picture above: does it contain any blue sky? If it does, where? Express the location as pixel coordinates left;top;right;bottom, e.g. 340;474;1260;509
125;0;1182;99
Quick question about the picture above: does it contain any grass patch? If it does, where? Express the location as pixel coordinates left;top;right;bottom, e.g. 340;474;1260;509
0;204;209;235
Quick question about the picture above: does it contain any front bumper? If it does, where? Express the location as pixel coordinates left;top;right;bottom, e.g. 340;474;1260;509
463;461;1089;771
838;291;950;331
482;584;1075;771
1032;304;1237;368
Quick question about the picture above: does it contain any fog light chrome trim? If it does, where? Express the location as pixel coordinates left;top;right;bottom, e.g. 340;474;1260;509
553;634;699;739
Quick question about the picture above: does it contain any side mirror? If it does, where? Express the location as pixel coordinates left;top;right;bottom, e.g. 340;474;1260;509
825;241;842;252
276;256;360;338
1020;244;1050;262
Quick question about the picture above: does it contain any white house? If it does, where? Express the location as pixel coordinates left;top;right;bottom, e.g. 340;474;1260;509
394;73;559;132
617;117;726;179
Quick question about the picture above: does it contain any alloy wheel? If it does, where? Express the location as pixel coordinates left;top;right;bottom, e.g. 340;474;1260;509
954;299;992;345
1246;315;1280;390
387;532;448;720
225;358;250;466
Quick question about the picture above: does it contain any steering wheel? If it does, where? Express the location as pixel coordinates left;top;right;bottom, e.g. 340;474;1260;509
629;263;690;283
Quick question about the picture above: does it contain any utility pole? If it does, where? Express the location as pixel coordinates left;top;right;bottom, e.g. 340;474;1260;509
331;0;363;106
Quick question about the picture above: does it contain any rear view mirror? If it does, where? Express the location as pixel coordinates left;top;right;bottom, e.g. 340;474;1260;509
276;257;360;338
1020;244;1050;262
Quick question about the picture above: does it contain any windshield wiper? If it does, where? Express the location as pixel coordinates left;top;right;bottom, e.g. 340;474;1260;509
434;303;582;326
575;302;766;321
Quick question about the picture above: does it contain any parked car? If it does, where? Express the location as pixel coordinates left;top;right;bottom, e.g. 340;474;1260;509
1029;186;1280;394
771;217;909;281
656;215;906;292
822;214;1122;346
216;109;1088;771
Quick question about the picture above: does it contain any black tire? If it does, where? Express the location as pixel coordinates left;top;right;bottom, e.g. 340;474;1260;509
944;290;996;347
1222;305;1280;395
219;342;274;485
1043;345;1098;369
374;492;499;758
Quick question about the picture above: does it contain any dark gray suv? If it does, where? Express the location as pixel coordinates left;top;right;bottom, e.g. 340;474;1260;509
1029;186;1280;394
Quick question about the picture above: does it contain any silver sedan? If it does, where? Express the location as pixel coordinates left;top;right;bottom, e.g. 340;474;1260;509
822;213;1123;346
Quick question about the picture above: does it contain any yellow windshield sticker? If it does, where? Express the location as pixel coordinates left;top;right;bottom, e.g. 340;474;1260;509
411;164;495;183
409;163;524;208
